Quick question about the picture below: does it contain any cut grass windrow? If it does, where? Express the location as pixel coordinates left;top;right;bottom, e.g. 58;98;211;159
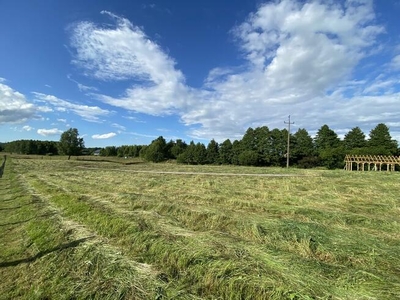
0;158;162;300
2;157;400;299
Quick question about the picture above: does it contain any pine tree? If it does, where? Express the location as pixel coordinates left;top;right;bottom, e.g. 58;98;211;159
368;123;398;155
344;127;366;150
219;139;233;164
292;128;315;161
206;139;219;164
314;125;341;152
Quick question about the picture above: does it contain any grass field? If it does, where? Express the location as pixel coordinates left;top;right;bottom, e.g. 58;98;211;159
0;156;399;299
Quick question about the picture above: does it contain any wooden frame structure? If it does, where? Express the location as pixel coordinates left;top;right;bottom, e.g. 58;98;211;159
344;155;400;172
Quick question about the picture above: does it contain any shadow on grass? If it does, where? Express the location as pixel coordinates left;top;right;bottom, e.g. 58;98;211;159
0;155;6;179
0;213;56;227
0;200;44;211
0;236;94;268
0;194;27;203
0;206;22;211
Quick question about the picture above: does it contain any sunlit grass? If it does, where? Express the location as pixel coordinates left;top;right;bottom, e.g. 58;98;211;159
1;156;399;299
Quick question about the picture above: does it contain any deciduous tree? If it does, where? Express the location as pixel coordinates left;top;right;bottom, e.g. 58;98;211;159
58;128;84;160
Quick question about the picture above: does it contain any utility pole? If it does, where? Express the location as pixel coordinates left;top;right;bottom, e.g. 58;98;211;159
284;115;294;168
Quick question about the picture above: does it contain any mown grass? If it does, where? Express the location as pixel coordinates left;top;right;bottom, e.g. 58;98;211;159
1;156;400;299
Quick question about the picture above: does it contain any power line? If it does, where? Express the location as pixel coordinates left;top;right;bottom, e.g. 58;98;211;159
284;115;294;168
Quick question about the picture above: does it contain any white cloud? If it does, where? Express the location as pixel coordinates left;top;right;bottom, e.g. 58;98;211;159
57;118;67;123
37;128;63;136
0;77;6;83
363;78;400;94
129;132;158;139
69;3;399;142
22;125;34;131
123;115;146;123
0;83;36;124
67;74;98;92
92;132;117;139
70;11;184;83
181;0;387;140
32;92;110;122
111;123;126;131
37;106;53;113
70;11;188;115
390;54;400;70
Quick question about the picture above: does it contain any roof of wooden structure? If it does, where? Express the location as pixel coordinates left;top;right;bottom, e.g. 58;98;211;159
344;155;400;163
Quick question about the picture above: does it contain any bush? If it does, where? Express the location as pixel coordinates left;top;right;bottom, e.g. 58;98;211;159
238;151;260;166
297;156;321;169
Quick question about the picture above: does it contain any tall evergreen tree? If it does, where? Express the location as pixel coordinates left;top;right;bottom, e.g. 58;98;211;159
314;125;341;152
292;128;315;161
314;125;344;169
194;143;208;165
267;128;287;166
206;139;219;164
231;140;242;165
219;139;233;164
254;126;270;165
241;127;257;151
368;123;398;155
344;127;366;150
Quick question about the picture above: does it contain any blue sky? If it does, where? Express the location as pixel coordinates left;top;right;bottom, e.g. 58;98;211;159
1;0;400;147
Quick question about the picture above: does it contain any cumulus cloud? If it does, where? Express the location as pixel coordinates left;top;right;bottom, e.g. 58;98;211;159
187;0;393;140
32;92;110;122
37;128;63;136
92;132;117;139
0;83;36;124
69;2;400;141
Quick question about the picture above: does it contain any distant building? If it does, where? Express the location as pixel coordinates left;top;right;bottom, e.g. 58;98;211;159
93;149;101;156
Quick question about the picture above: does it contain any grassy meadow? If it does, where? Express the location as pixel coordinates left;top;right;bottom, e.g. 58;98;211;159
0;156;399;299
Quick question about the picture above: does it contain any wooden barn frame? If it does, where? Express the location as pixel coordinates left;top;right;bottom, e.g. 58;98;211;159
344;155;400;172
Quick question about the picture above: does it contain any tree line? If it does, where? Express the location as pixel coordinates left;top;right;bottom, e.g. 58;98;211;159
1;124;398;169
137;123;398;169
2;139;59;155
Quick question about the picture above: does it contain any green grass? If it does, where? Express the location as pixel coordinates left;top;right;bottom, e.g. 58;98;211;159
1;156;400;299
